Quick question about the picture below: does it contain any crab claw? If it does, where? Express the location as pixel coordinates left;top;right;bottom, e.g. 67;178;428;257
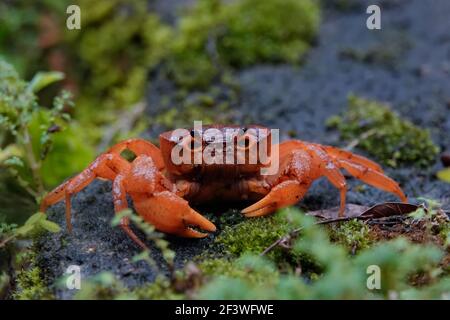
242;180;308;217
134;191;216;238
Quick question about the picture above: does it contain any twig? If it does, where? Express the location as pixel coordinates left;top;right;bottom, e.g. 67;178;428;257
0;235;16;249
344;129;377;151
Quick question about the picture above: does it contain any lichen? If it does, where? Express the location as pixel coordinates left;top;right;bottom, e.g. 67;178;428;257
327;95;439;167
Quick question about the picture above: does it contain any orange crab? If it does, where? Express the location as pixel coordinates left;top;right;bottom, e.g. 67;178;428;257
40;125;407;248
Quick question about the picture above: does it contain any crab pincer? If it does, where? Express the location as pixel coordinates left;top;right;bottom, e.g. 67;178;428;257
134;191;216;238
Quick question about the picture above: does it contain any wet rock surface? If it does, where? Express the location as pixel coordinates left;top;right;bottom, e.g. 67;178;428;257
38;0;450;298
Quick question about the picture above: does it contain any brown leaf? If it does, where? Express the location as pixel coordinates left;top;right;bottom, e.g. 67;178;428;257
307;202;419;220
361;202;420;218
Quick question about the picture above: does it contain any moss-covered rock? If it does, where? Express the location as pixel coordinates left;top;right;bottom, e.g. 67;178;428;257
166;0;320;89
327;95;439;167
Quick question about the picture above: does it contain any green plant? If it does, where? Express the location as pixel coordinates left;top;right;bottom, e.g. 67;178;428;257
0;212;60;249
0;59;94;197
327;95;439;167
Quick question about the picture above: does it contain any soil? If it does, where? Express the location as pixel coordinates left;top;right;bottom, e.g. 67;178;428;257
37;0;450;298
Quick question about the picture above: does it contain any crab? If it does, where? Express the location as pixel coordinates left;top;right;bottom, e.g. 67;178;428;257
40;125;407;249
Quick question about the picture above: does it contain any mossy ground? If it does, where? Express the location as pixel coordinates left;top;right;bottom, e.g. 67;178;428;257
327;95;440;168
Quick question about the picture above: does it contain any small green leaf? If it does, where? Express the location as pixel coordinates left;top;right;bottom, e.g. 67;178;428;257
27;71;65;93
24;212;46;226
437;168;450;183
15;224;34;236
39;219;61;233
3;156;24;167
111;209;132;227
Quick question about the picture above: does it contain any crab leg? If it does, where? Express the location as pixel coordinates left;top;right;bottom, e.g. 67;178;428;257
107;138;164;170
305;144;348;216
337;160;407;202
243;146;348;217
112;173;148;249
40;153;130;231
321;145;384;173
242;140;407;219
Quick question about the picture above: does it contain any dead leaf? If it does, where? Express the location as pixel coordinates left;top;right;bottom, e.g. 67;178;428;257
307;202;419;220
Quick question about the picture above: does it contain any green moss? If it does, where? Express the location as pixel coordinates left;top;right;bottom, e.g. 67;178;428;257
198;256;279;284
327;95;439;167
12;251;53;300
215;213;291;261
67;0;173;141
328;219;374;253
167;0;320;89
217;0;320;67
